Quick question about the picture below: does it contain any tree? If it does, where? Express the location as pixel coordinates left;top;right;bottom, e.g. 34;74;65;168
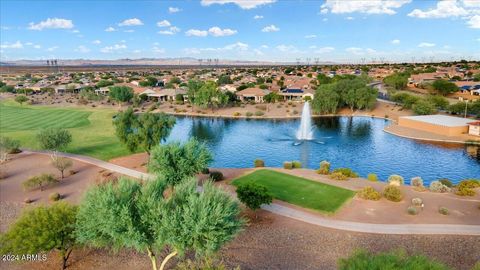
14;95;28;105
317;73;332;85
22;173;59;191
355;86;377;110
149;138;212;187
95;79;114;88
236;183;273;219
113;108;176;154
139;76;158;87
432;79;458;95
217;74;232;85
109;86;134;104
0;202;78;270
186;79;205;111
76;177;243;270
37;128;72;152
193;81;228;112
0;136;20;163
51;156;73;179
413;100;436;115
426;95;449;110
383;72;409;90
264;92;280;103
312;84;340;114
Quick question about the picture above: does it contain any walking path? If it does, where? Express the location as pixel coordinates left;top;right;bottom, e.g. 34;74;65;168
25;150;480;236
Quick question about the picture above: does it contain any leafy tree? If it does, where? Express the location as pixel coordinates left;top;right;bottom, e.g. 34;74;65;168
113;108;176;154
0;85;15;93
413;100;436;115
317;73;332;85
149;138;212;187
51;156;73;179
169;77;182;85
109;86;134;103
0;202;78;270
0;136;20;163
383;72;409;90
312;84;340;114
139;76;158;87
354;86;377;110
236;183;273;218
217;74;232;85
37;128;72;152
473;73;480;82
14;95;28;105
76;177;243;270
264;92;281;103
426;95;449;110
22;173;58;191
186;79;205;111
432;79;458;95
193;81;228;111
391;92;420;109
95;79;114;88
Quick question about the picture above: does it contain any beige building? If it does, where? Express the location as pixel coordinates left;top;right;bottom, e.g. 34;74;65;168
468;121;480;136
398;115;472;137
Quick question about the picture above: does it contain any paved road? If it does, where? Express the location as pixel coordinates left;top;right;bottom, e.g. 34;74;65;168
26;150;480;236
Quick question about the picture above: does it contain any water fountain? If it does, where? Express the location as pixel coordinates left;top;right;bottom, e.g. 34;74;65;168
296;101;313;140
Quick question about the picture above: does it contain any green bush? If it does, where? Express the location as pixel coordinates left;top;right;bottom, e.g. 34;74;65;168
254;159;265;168
387;174;404;186
283;162;293;170
254;111;265;116
410;177;423;187
49;192;61;201
457;179;480;189
209;171;224;182
367;173;378;182
358;186;381;201
439;207;449;215
338;249;451;270
332;168;358;178
201;168;210;174
318;160;330;174
383;185;403;202
438;178;453;188
22;173;58;191
455;187;475;196
429;180;450;193
407;206;418;215
236;182;273;213
292;160;302;169
245;112;253;117
329;172;348;181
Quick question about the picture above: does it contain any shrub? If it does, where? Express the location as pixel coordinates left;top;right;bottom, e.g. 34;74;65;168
255;104;267;111
49;192;61;201
233;112;241;117
410;177;423;187
367;173;378;182
201;168;210;174
254;159;265;168
283;162;293;170
236;182;273;218
457;179;480;189
358;186;381;201
246;112;253;117
292;160;302;169
429;180;450;193
387;174;404;186
24;198;33;204
407;206;418;215
437;178;453;188
254;111;265;116
411;197;423;207
22;173;58;191
329;172;348;181
455;187;475;196
439;207;449;215
383;185;403;202
318;160;330;174
332;168;358;178
209;171;224;182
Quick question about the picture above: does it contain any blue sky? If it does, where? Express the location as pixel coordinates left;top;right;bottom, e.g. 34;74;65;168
1;0;479;62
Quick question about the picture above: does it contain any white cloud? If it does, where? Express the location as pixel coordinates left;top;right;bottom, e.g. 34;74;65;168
75;45;90;53
46;46;59;52
158;26;181;35
157;20;171;27
183;42;249;55
124;30;135;33
153;46;165;54
0;41;23;49
168;7;181;13
101;44;127;53
200;0;276;9
315;46;335;54
72;29;80;33
260;45;269;49
346;47;363;55
208;26;237;36
254;15;264;19
33;45;41;49
391;39;400;44
133;49;142;54
408;1;469;18
254;49;264;55
276;44;295;52
262;24;280;32
92;40;101;44
28;18;74;30
305;34;317;38
418;42;436;47
322;18;328;22
185;29;208;37
105;27;116;32
346;16;354;20
118;18;143;26
321;0;411;15
467;15;480;28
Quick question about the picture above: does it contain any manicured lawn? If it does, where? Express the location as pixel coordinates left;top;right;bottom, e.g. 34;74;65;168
0;101;132;160
232;169;356;213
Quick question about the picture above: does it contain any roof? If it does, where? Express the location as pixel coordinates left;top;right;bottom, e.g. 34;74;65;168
236;87;270;97
400;115;472;127
282;88;303;93
468;121;480;126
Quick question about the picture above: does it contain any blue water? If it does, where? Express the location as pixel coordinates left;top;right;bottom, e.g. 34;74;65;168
165;116;480;185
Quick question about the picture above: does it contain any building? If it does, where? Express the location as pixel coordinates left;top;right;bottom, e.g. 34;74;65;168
398;115;472;137
280;88;314;101
236;87;270;103
140;88;187;102
468;121;480;136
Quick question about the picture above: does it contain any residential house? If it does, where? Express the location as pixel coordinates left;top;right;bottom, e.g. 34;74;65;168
236;87;271;103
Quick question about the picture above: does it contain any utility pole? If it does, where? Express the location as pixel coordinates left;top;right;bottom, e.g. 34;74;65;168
465;101;468;118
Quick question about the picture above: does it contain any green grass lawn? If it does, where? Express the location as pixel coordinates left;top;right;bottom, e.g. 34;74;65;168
232;169;356;213
0;101;132;160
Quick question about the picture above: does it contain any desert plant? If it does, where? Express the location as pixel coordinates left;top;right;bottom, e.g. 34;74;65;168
209;171;224;182
254;110;265;116
410;177;423;187
332;168;358;178
387;174;404;186
254;159;265;167
233;112;241;117
245;111;253;117
329;172;348;181
407;206;418;215
438;207;449;215
411;197;423;207
438;178;453;188
318;160;330;174
201;168;210;174
292;160;302;169
22;173;58;191
358;186;381;201
51;156;73;179
236;182;273;219
283;162;293;170
455;187;475;196
49;192;62;201
429;180;451;193
383;185;403;202
367;173;378;182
